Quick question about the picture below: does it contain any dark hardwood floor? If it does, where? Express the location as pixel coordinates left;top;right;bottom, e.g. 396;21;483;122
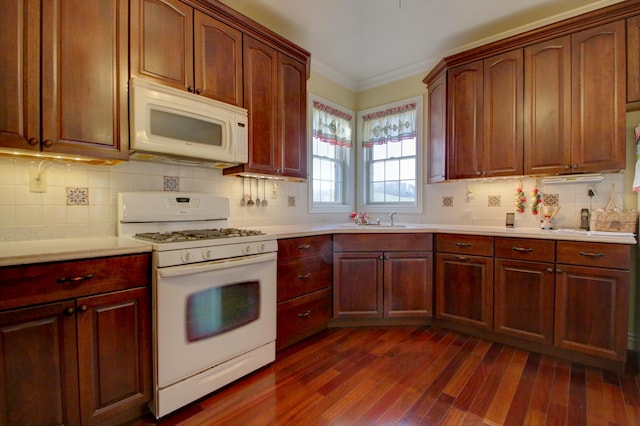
130;327;640;425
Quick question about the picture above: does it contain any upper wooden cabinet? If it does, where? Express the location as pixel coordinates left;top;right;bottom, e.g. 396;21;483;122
524;36;572;175
130;0;243;106
426;68;447;183
627;15;640;104
223;36;308;179
0;0;129;160
426;2;635;181
447;50;523;179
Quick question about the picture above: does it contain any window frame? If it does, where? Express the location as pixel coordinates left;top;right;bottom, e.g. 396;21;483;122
307;94;356;214
356;96;423;214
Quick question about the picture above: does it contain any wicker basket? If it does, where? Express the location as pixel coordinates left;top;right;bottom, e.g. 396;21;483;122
589;184;638;233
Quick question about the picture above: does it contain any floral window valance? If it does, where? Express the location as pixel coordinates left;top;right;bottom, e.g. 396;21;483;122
361;102;417;147
312;100;353;148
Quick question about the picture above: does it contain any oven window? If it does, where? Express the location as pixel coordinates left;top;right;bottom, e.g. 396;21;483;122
150;109;223;147
186;281;260;342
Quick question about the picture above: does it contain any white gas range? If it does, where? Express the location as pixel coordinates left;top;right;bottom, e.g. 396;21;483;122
117;192;277;418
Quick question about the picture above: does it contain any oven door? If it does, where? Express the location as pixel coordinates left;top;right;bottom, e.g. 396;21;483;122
154;252;276;388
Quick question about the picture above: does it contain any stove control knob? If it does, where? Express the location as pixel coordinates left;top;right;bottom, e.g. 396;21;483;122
202;249;213;260
242;245;252;255
181;252;192;263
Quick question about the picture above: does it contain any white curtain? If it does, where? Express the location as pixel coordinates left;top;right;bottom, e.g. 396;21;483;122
312;101;353;147
361;102;417;147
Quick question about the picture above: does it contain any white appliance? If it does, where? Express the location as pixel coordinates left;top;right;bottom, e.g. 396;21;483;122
128;78;248;168
118;192;277;418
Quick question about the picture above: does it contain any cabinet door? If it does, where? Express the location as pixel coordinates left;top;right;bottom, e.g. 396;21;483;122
554;265;629;361
494;259;554;344
333;252;383;318
0;0;40;151
41;0;129;159
483;50;523;177
571;21;626;173
278;54;308;179
435;253;493;330
384;251;433;318
194;11;243;105
627;15;640;103
447;61;483;179
77;287;151;425
0;301;80;426
524;36;571;175
243;36;279;175
130;0;194;91
427;70;447;183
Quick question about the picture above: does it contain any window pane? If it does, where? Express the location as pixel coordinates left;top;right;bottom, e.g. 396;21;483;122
384;181;400;202
386;159;400;181
371;182;385;202
402;139;416;156
400;158;415;180
387;141;402;158
372;161;385;182
372;144;386;160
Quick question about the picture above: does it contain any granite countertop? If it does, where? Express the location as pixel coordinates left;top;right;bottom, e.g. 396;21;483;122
0;223;635;267
259;223;638;245
0;237;152;267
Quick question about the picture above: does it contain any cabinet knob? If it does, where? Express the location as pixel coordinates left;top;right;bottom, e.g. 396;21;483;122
187;86;195;93
564;165;571;170
195;88;202;95
78;304;88;313
476;171;482;176
64;306;75;316
28;137;39;146
572;164;579;169
42;139;53;148
546;268;554;273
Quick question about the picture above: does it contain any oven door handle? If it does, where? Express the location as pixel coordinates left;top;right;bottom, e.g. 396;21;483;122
158;252;277;278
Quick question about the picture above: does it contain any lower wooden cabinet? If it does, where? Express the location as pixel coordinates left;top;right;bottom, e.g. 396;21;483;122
333;234;433;320
0;254;151;425
435;253;493;329
276;236;332;350
494;259;555;344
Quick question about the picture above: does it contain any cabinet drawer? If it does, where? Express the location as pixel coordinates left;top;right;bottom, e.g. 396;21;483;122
333;233;433;252
556;241;631;269
277;253;331;302
0;254;151;311
436;234;493;256
278;235;332;261
277;288;331;350
495;237;555;262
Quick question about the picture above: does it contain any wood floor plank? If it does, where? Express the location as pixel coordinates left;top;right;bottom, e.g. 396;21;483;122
127;327;640;426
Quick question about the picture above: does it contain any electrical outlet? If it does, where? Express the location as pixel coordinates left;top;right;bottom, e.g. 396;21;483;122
29;170;47;193
270;182;277;199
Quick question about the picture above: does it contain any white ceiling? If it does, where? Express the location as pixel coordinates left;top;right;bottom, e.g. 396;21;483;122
218;0;624;91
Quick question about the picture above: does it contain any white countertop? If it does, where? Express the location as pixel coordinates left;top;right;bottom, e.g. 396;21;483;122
0;237;152;267
260;223;638;245
0;223;634;267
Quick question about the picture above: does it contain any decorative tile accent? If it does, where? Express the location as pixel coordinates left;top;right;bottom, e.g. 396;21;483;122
442;196;453;207
66;187;89;205
543;193;559;206
488;195;501;207
288;196;296;207
164;176;179;191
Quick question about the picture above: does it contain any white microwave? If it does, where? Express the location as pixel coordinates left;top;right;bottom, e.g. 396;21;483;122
129;78;248;168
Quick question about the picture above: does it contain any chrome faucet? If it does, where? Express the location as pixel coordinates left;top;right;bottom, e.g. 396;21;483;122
389;212;396;226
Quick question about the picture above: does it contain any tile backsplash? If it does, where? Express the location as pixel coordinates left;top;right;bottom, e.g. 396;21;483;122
0;155;632;241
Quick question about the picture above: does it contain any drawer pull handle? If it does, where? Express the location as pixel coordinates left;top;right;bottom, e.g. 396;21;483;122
298;244;311;249
546;268;554;273
454;242;472;247
298;273;311;279
513;247;533;253
298;310;312;318
57;274;94;284
579;251;604;258
454;256;470;261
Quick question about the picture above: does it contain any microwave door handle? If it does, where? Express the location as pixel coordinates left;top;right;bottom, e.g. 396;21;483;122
158;252;276;278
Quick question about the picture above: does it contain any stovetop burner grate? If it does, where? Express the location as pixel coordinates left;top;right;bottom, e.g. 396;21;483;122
134;228;266;243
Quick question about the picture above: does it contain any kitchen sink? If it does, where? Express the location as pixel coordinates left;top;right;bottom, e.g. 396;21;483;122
336;223;407;229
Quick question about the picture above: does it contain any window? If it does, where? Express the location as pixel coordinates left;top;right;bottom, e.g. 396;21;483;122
358;96;422;213
308;95;355;213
